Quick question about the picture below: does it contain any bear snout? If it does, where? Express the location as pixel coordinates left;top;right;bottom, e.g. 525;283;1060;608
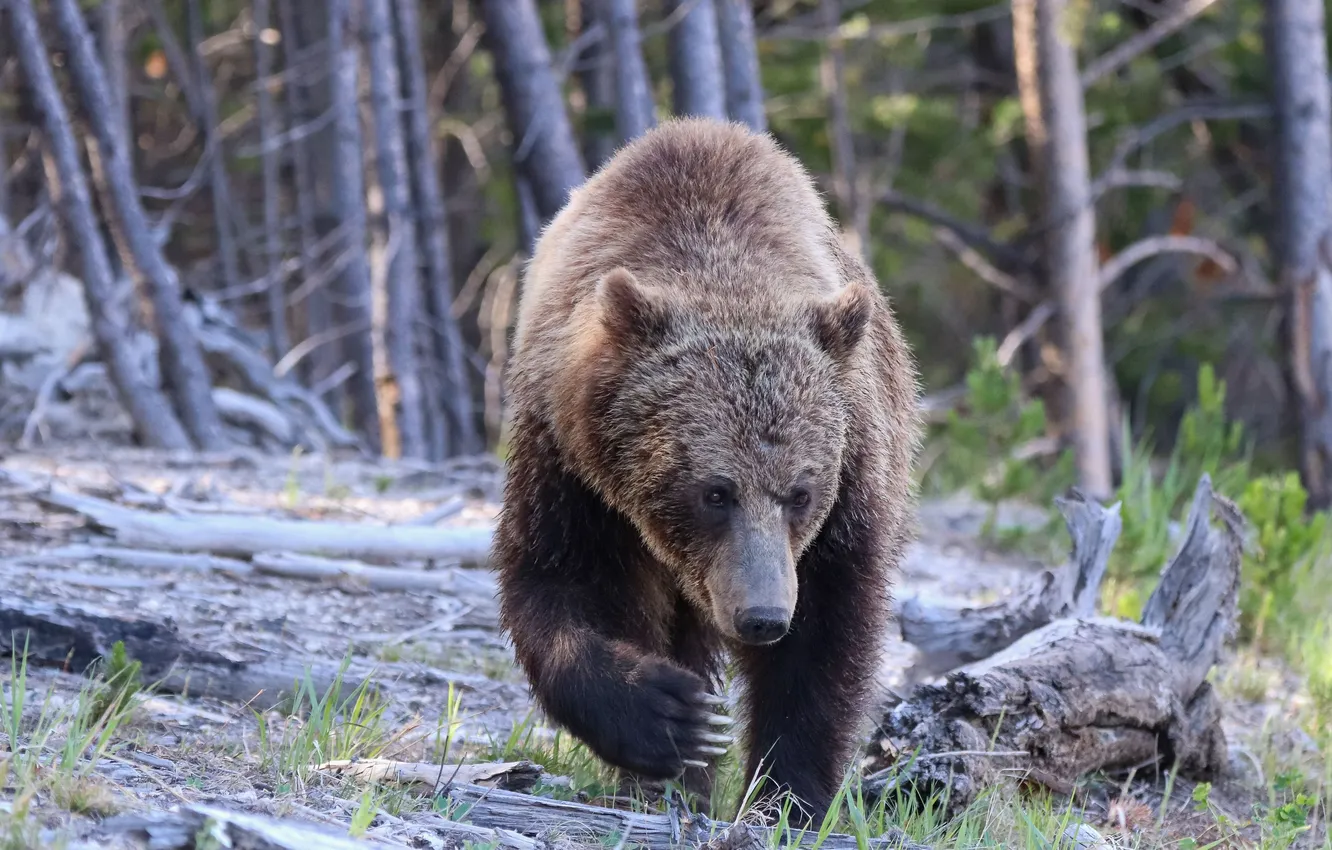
732;606;791;645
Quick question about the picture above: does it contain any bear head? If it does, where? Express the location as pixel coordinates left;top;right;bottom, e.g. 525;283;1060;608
590;266;874;647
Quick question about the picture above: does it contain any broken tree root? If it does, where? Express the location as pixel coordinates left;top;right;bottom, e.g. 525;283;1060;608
895;488;1123;674
865;475;1242;814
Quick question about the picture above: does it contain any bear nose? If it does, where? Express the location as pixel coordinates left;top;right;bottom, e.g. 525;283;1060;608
733;607;791;645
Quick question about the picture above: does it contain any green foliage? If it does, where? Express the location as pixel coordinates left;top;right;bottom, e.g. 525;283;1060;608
86;640;143;727
1236;473;1330;643
926;337;1075;534
255;655;391;794
1109;365;1331;649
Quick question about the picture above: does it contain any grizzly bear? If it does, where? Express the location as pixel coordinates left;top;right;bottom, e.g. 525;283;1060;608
494;117;920;822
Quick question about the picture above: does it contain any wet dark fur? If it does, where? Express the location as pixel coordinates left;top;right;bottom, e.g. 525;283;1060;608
494;118;921;822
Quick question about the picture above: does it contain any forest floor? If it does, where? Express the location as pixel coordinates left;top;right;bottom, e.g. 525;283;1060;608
0;444;1326;849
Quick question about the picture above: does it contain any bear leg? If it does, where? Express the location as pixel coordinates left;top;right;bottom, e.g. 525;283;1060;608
495;418;732;782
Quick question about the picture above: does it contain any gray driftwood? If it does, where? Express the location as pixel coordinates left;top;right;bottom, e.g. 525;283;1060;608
434;783;930;850
895;489;1123;674
0;596;375;710
37;487;492;565
866;475;1241;813
97;804;414;849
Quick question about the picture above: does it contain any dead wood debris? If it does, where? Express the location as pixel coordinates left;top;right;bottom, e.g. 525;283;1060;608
895;487;1122;674
865;475;1242;815
0;595;377;710
34;484;492;566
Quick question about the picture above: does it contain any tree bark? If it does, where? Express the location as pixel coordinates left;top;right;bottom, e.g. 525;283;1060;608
819;0;867;260
394;0;480;457
276;0;339;398
715;0;766;132
665;0;726;120
328;0;384;452
253;0;289;361
97;0;132;158
52;0;230;451
181;0;246;293
478;0;586;222
605;0;658;143
1013;0;1112;499
6;0;191;450
577;0;618;171
363;0;428;460
1266;0;1332;508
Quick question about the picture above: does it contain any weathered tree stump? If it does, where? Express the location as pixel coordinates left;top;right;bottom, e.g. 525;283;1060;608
864;475;1242;814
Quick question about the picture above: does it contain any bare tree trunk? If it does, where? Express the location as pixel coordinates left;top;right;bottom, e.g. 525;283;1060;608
329;0;384;452
276;0;338;398
1267;0;1332;508
818;0;867;260
715;0;766;132
97;0;132;157
577;0;617;171
362;0;427;460
478;0;586;222
393;0;480;457
52;0;229;451
1013;0;1112;499
605;0;657;143
7;0;191;450
181;0;246;293
664;0;725;120
253;0;289;360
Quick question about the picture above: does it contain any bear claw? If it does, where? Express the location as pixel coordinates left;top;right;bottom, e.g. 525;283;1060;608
682;759;709;769
696;692;727;706
696;745;728;756
700;712;731;726
700;732;734;745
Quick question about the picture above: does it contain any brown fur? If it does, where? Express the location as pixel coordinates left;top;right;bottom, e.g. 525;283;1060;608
494;118;921;822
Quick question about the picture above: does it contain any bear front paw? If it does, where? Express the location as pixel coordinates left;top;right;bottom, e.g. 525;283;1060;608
600;659;733;779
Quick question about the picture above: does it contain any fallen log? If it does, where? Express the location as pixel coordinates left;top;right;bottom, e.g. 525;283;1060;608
895;489;1122;674
435;782;930;850
7;544;499;594
0;596;377;710
36;486;493;565
94;783;935;850
864;475;1241;814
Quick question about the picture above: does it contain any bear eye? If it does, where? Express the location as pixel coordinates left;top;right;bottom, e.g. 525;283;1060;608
704;485;730;508
789;488;811;509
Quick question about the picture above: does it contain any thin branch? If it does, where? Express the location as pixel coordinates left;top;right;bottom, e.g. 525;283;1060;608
1098;234;1238;291
997;236;1239;368
1092;101;1273;195
1081;0;1222;89
933;227;1039;303
880;189;1030;271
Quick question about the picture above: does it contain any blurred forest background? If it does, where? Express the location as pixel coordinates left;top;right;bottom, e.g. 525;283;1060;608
1;0;1332;628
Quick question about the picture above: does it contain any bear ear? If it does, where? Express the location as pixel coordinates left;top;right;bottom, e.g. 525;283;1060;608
810;284;874;362
597;267;670;346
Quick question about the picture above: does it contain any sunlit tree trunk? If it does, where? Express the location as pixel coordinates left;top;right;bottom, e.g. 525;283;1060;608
1013;0;1112;498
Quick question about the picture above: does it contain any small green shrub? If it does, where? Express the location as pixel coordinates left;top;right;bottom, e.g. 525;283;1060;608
1236;472;1329;643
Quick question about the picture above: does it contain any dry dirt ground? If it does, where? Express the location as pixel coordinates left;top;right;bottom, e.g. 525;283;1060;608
0;445;1322;848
